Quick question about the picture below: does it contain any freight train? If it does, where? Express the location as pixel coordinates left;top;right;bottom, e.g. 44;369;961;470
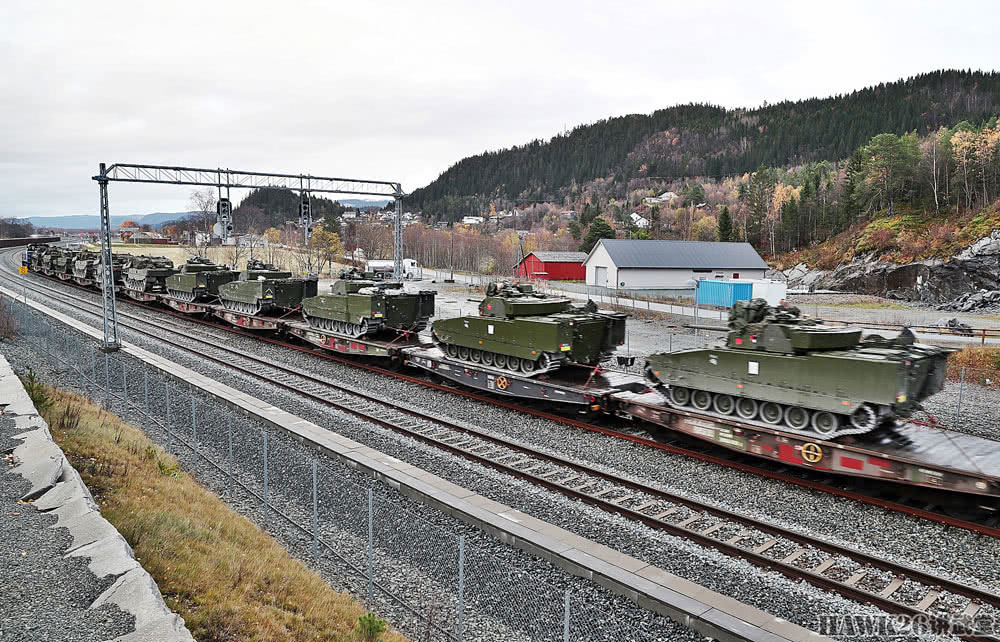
16;243;1000;502
22;246;955;441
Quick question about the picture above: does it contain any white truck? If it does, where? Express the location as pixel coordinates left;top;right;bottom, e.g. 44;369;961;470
366;258;422;280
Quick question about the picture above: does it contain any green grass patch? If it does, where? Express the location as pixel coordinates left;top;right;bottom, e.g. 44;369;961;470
41;387;406;642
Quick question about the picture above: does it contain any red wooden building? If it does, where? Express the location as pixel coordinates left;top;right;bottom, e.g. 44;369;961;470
515;251;587;280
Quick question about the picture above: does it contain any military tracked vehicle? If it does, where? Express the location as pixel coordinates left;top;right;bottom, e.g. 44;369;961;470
52;250;79;280
644;298;955;437
39;247;67;275
165;257;238;302
431;282;627;376
217;259;318;315
22;243;49;268
96;253;128;290
72;251;101;286
123;255;176;292
301;279;435;337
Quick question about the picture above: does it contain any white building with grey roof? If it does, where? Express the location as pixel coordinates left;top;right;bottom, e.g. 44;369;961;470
583;239;769;289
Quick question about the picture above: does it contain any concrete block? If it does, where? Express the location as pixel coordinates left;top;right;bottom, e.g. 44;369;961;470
93;567;176;629
109;615;195;642
59;509;123;554
68;533;140;578
34;473;94;512
51;495;99;523
11;429;65;500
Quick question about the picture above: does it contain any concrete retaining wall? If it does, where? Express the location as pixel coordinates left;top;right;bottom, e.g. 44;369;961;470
1;355;194;642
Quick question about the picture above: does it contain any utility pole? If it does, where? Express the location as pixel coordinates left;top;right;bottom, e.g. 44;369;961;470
93;163;120;351
449;223;455;282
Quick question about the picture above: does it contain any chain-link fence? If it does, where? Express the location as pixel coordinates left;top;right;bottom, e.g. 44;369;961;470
1;293;681;642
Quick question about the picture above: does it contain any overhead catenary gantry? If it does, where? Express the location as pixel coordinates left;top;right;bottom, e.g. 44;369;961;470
92;162;407;351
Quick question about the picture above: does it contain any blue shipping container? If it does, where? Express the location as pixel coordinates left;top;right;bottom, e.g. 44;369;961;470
695;280;753;307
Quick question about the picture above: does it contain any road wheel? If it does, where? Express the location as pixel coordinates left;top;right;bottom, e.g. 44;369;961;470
849;404;877;431
507;356;521;372
358;318;369;336
784;405;811;430
760;402;783;425
470;349;482;363
713;394;735;415
458;346;470;360
692;389;712;411
447;343;459;358
482;351;495;366
811;411;839;436
735;397;758;420
494;354;508;369
668;386;690;407
539;353;552;370
519;358;536;374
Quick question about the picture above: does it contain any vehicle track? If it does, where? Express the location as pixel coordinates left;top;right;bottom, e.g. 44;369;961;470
4;261;1000;640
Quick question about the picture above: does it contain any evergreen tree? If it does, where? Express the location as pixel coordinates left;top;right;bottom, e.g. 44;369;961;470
579;218;616;253
717;206;733;242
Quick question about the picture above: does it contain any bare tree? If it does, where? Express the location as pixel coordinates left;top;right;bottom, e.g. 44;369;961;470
188;188;217;256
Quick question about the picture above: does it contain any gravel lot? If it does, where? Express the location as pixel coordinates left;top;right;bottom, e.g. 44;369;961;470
1;416;135;642
3;268;998;641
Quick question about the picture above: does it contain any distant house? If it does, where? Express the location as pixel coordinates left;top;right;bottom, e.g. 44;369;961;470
515;251;587;280
461;216;485;225
584;239;768;289
643;191;678;205
629;212;649;229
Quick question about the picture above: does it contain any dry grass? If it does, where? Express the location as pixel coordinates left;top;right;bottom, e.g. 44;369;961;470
41;387;407;642
824;302;909;310
946;347;1000;385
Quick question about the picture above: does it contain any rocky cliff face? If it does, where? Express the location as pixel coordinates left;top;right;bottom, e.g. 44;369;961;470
778;230;1000;304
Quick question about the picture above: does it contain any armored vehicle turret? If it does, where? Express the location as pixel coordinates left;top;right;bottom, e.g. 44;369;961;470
217;259;318;315
301;279;435;337
72;251;101;285
644;298;956;437
123;255;176;292
431;282;627;376
165;257;238;302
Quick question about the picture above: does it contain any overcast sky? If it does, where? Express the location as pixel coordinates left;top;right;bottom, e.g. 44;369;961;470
2;0;997;218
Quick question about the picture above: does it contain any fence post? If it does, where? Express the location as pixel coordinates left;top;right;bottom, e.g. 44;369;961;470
312;460;318;567
367;487;374;605
956;366;966;427
669;333;673;353
165;381;171;451
563;590;570;642
263;430;269;515
458;536;465;641
227;415;233;497
190;391;197;454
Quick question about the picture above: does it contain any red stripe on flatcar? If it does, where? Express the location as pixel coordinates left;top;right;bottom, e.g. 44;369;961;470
778;444;798;463
840;456;865;471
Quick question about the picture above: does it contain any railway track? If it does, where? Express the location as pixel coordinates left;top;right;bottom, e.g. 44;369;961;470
3;261;1000;639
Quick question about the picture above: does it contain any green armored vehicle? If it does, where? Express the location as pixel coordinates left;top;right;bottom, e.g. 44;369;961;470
301;279;435;337
39;247;67;275
432;282;627;376
165;257;238;302
218;259;318;315
123;255;177;292
644;298;955;437
72;251;101;286
52;250;79;280
96;253;128;290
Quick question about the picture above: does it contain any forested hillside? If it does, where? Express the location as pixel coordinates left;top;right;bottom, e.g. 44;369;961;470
410;70;1000;213
232;188;347;234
